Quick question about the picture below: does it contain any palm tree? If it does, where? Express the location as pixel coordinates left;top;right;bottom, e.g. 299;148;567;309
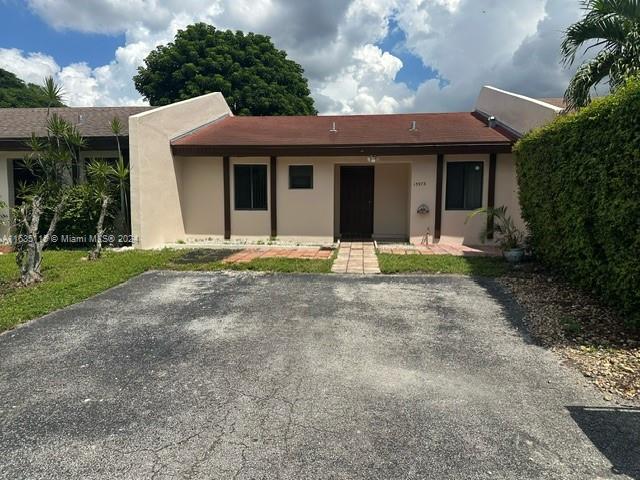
562;0;640;109
40;76;64;115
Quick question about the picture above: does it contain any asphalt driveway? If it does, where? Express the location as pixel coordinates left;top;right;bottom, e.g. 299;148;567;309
1;272;638;479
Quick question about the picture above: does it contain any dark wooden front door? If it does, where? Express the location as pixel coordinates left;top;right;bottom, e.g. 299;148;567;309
340;166;374;239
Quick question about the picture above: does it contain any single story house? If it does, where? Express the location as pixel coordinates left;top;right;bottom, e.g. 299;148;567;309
0;87;563;248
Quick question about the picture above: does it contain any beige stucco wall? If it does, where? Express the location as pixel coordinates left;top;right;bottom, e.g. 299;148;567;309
408;155;437;244
277;157;334;243
475;85;562;135
494;153;526;232
177;156;225;241
129;93;232;248
373;163;410;240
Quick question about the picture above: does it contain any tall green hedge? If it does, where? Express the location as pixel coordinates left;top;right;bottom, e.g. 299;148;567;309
515;79;640;326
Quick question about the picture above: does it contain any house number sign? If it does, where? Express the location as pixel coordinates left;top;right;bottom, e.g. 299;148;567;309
413;181;427;187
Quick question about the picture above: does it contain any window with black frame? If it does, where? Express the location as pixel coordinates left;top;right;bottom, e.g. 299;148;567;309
234;164;268;210
289;165;313;189
445;161;483;210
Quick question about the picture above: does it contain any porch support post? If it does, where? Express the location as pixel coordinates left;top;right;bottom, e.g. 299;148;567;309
223;156;231;240
270;156;277;238
434;153;444;241
487;153;497;239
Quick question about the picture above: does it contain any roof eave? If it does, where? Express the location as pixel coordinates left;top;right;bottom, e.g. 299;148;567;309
0;136;127;151
170;142;513;157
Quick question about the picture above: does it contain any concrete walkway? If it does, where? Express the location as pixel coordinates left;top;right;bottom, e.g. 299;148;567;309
331;241;380;274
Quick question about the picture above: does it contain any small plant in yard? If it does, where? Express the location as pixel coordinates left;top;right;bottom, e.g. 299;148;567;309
466;206;526;263
86;116;131;260
560;315;583;335
109;117;131;238
86;159;113;260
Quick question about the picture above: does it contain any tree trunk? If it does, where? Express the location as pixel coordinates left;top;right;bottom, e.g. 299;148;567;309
89;195;110;261
18;197;43;285
18;195;66;285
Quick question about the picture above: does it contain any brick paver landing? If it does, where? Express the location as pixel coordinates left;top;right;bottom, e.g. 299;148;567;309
331;242;380;274
224;247;334;264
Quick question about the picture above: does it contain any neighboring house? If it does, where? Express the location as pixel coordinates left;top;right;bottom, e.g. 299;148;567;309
0;106;150;239
0;87;563;248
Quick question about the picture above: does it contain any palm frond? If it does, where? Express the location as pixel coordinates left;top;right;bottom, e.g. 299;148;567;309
110;116;123;136
564;50;617;109
584;0;640;20
40;76;64;109
561;14;628;65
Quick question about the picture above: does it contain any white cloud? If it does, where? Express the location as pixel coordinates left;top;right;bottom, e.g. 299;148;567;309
318;44;414;114
0;0;584;112
0;48;58;85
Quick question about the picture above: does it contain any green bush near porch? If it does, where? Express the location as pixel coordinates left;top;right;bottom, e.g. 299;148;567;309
515;78;640;326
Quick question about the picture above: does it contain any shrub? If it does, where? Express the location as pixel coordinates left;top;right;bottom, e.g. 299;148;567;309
37;185;116;247
515;78;640;326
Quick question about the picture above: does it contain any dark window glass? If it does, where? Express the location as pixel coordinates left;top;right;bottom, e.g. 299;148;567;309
289;165;313;189
445;162;483;210
234;165;267;210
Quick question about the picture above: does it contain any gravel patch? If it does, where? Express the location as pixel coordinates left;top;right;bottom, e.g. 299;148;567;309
498;266;639;404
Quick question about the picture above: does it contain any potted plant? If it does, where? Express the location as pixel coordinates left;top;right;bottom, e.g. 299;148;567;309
466;206;525;263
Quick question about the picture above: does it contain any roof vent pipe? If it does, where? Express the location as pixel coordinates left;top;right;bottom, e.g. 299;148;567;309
488;116;497;128
409;120;417;131
329;121;337;133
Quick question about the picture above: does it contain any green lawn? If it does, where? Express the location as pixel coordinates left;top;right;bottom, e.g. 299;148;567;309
0;249;332;333
377;253;509;276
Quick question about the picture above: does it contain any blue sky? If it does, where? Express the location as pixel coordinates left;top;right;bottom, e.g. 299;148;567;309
376;17;439;90
0;1;579;111
0;0;124;69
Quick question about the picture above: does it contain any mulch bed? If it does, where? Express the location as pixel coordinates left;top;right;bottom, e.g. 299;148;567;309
498;265;639;404
0;245;13;254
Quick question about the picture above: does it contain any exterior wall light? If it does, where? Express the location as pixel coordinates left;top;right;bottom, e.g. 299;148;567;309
368;155;377;163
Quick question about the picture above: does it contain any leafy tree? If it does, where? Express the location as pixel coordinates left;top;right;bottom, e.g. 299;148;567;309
12;78;82;284
562;0;640;109
134;23;316;115
0;69;65;108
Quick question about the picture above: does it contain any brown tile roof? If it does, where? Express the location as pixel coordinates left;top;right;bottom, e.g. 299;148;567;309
172;112;515;152
0;106;153;139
